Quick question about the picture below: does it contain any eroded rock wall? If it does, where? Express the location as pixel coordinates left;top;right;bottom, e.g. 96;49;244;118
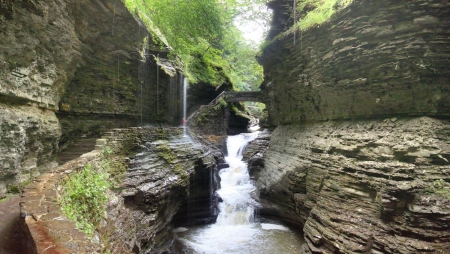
260;0;450;125
0;104;60;194
0;0;182;194
256;118;450;253
0;0;78;194
102;127;219;253
21;127;220;253
257;0;450;252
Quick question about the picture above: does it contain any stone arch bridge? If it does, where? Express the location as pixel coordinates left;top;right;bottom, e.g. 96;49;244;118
209;91;264;105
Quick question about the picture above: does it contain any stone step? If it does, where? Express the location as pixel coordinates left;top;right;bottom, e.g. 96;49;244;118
58;138;98;165
96;139;107;146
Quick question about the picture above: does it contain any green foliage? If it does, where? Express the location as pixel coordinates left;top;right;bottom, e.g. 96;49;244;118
123;0;264;90
244;101;266;118
101;147;127;190
214;99;227;110
102;146;114;157
59;147;126;238
195;111;209;124
276;0;353;39
222;27;264;91
425;179;450;200
60;163;110;238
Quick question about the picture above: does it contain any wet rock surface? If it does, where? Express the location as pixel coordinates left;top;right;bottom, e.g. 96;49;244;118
243;129;271;181
0;0;178;193
256;117;450;253
100;127;219;253
0;195;36;254
257;0;450;252
20;156;102;254
20;127;220;254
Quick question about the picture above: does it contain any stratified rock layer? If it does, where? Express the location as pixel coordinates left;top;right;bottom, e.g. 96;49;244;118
257;0;450;252
0;104;60;194
256;117;450;253
260;0;450;125
21;127;220;254
0;0;181;194
103;127;218;253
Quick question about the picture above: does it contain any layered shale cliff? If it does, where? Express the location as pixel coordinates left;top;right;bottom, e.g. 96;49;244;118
0;0;184;194
256;0;450;252
20;127;220;253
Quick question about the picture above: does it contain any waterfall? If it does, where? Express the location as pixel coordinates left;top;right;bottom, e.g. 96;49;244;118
183;77;187;136
215;133;259;226
176;132;304;254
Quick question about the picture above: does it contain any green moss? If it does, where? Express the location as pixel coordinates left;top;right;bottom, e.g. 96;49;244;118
173;163;189;188
156;128;168;140
100;149;127;190
274;0;354;41
6;178;33;194
425;179;450;200
156;142;176;163
195;110;209;125
214;99;227;111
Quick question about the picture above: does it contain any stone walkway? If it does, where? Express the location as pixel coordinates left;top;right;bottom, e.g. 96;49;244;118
0;195;35;254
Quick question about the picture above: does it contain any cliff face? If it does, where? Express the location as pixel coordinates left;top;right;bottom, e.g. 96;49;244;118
256;118;450;253
0;104;60;194
101;128;219;253
257;0;450;252
260;0;450;125
0;0;78;194
0;0;183;194
20;127;220;253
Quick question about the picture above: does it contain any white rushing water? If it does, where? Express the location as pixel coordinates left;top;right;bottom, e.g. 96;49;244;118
176;132;304;254
183;77;188;136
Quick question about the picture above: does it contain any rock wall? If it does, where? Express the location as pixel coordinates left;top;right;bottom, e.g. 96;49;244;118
256;118;450;253
0;0;78;195
260;0;450;125
0;0;183;194
102;127;219;253
256;0;450;252
21;127;220;253
0;103;60;195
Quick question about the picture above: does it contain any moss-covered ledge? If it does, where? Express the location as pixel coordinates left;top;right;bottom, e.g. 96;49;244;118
20;153;103;254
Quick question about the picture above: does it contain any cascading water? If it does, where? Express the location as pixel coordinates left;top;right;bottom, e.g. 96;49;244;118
176;132;304;253
183;77;188;136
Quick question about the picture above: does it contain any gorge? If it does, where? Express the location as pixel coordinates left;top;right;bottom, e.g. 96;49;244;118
1;0;450;253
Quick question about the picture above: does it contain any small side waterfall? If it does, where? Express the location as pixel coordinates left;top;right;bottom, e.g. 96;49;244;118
176;132;305;254
182;77;188;136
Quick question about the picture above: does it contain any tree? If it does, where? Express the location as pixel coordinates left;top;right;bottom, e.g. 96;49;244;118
123;0;267;90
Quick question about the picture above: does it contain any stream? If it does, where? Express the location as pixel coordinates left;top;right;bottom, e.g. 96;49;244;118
175;132;305;253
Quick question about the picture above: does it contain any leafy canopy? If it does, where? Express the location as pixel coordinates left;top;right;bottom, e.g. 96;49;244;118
123;0;268;90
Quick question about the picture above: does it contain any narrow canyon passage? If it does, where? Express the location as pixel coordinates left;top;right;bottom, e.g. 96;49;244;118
176;132;305;253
